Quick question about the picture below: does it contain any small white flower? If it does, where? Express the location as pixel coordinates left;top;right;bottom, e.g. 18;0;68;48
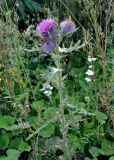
87;56;97;62
46;84;51;89
41;83;53;98
59;47;68;53
85;77;91;82
41;83;53;90
49;86;53;90
92;58;97;61
89;65;92;68
44;90;52;97
86;69;94;76
16;3;19;7
85;96;90;102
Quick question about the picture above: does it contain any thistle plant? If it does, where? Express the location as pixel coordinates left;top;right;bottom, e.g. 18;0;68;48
31;18;87;159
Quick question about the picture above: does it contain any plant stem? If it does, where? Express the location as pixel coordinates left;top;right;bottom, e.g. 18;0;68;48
55;45;69;159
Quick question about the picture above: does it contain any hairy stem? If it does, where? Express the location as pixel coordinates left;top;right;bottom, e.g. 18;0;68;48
55;45;69;159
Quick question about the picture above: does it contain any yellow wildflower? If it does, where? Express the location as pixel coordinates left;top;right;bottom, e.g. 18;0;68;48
0;78;2;83
28;128;33;133
44;4;48;13
19;79;24;86
0;54;2;61
44;7;48;13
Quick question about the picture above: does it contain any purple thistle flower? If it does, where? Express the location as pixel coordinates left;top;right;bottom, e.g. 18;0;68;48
36;19;57;38
41;39;56;54
60;19;76;36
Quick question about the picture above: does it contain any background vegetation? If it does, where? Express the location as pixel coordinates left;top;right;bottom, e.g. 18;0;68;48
0;0;114;159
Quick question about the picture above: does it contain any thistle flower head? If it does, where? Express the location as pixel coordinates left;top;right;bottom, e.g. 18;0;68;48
36;19;57;38
41;39;56;54
60;19;76;36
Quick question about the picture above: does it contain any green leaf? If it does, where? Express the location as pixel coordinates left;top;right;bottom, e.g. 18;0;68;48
67;134;78;145
28;116;40;129
95;112;108;124
79;80;87;91
7;0;15;8
78;102;86;108
18;0;26;20
32;100;45;110
6;149;20;160
39;124;55;138
0;156;5;160
0;116;15;130
89;147;101;157
0;135;9;150
0;149;21;160
18;141;31;151
109;157;114;160
84;158;91;160
67;134;84;150
101;139;114;156
43;107;58;120
46;137;63;151
9;137;31;152
24;0;43;13
9;137;22;149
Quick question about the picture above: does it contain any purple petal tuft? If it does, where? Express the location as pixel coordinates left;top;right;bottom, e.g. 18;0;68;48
60;19;76;36
36;19;57;38
41;39;56;53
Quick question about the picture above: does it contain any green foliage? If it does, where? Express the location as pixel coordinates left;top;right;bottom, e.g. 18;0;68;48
43;107;58;120
0;116;15;130
89;147;101;158
0;135;9;150
18;141;31;152
32;100;45;110
95;112;108;124
0;149;21;160
101;139;114;156
89;139;114;158
0;0;114;159
7;0;43;20
39;123;55;138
